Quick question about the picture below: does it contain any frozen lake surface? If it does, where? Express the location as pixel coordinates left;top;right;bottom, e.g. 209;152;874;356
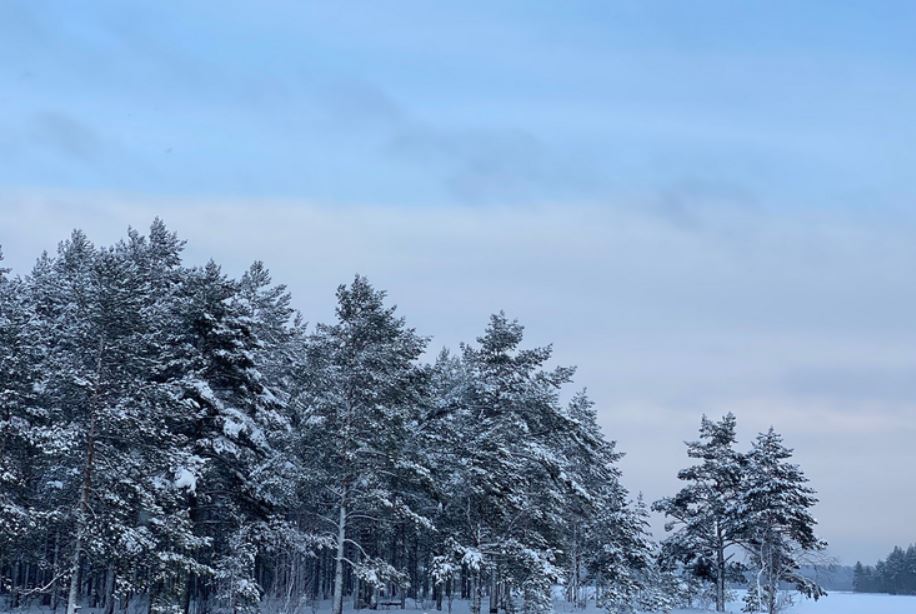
733;591;916;613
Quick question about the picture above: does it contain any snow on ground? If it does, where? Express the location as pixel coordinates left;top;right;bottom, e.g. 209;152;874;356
337;592;916;614
750;591;916;613
3;593;914;614
263;592;916;614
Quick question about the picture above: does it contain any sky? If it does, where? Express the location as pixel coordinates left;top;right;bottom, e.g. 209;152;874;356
2;1;916;564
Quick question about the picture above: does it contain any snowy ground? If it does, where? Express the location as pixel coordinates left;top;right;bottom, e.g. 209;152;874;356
351;592;915;614
3;593;914;614
567;592;914;613
276;592;916;614
728;591;916;614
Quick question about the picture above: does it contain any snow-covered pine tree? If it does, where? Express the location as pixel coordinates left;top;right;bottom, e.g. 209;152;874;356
583;490;670;614
432;313;577;614
36;231;145;614
1;223;664;614
165;259;293;612
115;221;212;611
737;428;827;614
20;229;205;614
653;413;746;612
420;348;475;611
553;393;664;614
556;391;625;609
295;276;430;614
0;248;49;605
0;223;303;611
237;260;304;393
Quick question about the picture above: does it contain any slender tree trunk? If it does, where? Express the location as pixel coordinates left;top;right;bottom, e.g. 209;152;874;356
66;336;105;614
755;541;766;614
568;524;581;608
65;540;83;614
352;546;361;610
103;564;115;614
470;569;481;614
51;531;61;612
715;521;726;612
66;417;97;614
11;560;21;608
332;502;348;614
489;568;498;614
766;543;777;614
182;572;194;614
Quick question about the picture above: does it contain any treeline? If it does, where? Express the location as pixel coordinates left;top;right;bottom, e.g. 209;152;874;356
0;221;663;614
854;545;916;595
0;221;832;614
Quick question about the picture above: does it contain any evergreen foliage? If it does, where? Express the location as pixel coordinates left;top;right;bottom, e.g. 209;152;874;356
853;545;916;595
0;224;833;614
655;417;828;614
0;223;651;614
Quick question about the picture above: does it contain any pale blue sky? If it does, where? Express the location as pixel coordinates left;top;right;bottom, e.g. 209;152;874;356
3;1;916;210
3;2;916;564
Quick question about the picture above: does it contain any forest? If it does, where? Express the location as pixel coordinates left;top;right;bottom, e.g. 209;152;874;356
0;221;826;614
853;545;916;595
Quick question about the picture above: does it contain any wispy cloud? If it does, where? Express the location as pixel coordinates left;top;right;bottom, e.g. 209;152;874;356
28;111;105;162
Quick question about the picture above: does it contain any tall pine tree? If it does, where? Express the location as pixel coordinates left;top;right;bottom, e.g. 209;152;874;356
737;428;826;614
653;413;746;612
295;276;430;614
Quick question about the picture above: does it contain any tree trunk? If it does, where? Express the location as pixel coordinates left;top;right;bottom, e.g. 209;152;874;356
352;546;361;611
470;569;481;614
51;531;61;612
67;336;105;614
66;431;96;614
332;503;348;614
766;543;778;614
182;572;194;614
65;543;82;614
489;569;498;614
103;564;116;614
715;521;726;612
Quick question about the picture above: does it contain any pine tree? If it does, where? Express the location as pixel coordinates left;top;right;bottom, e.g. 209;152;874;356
852;561;867;592
18;229;205;614
295;276;430;614
738;428;826;614
1;222;672;614
557;392;629;609
586;493;669;614
653;413;745;612
165;260;292;612
432;313;578;614
0;249;48;603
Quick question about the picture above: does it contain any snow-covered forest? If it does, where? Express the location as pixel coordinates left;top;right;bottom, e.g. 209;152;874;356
1;222;830;614
853;545;916;595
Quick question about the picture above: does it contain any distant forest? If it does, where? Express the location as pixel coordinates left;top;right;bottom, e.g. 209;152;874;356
853;545;916;595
